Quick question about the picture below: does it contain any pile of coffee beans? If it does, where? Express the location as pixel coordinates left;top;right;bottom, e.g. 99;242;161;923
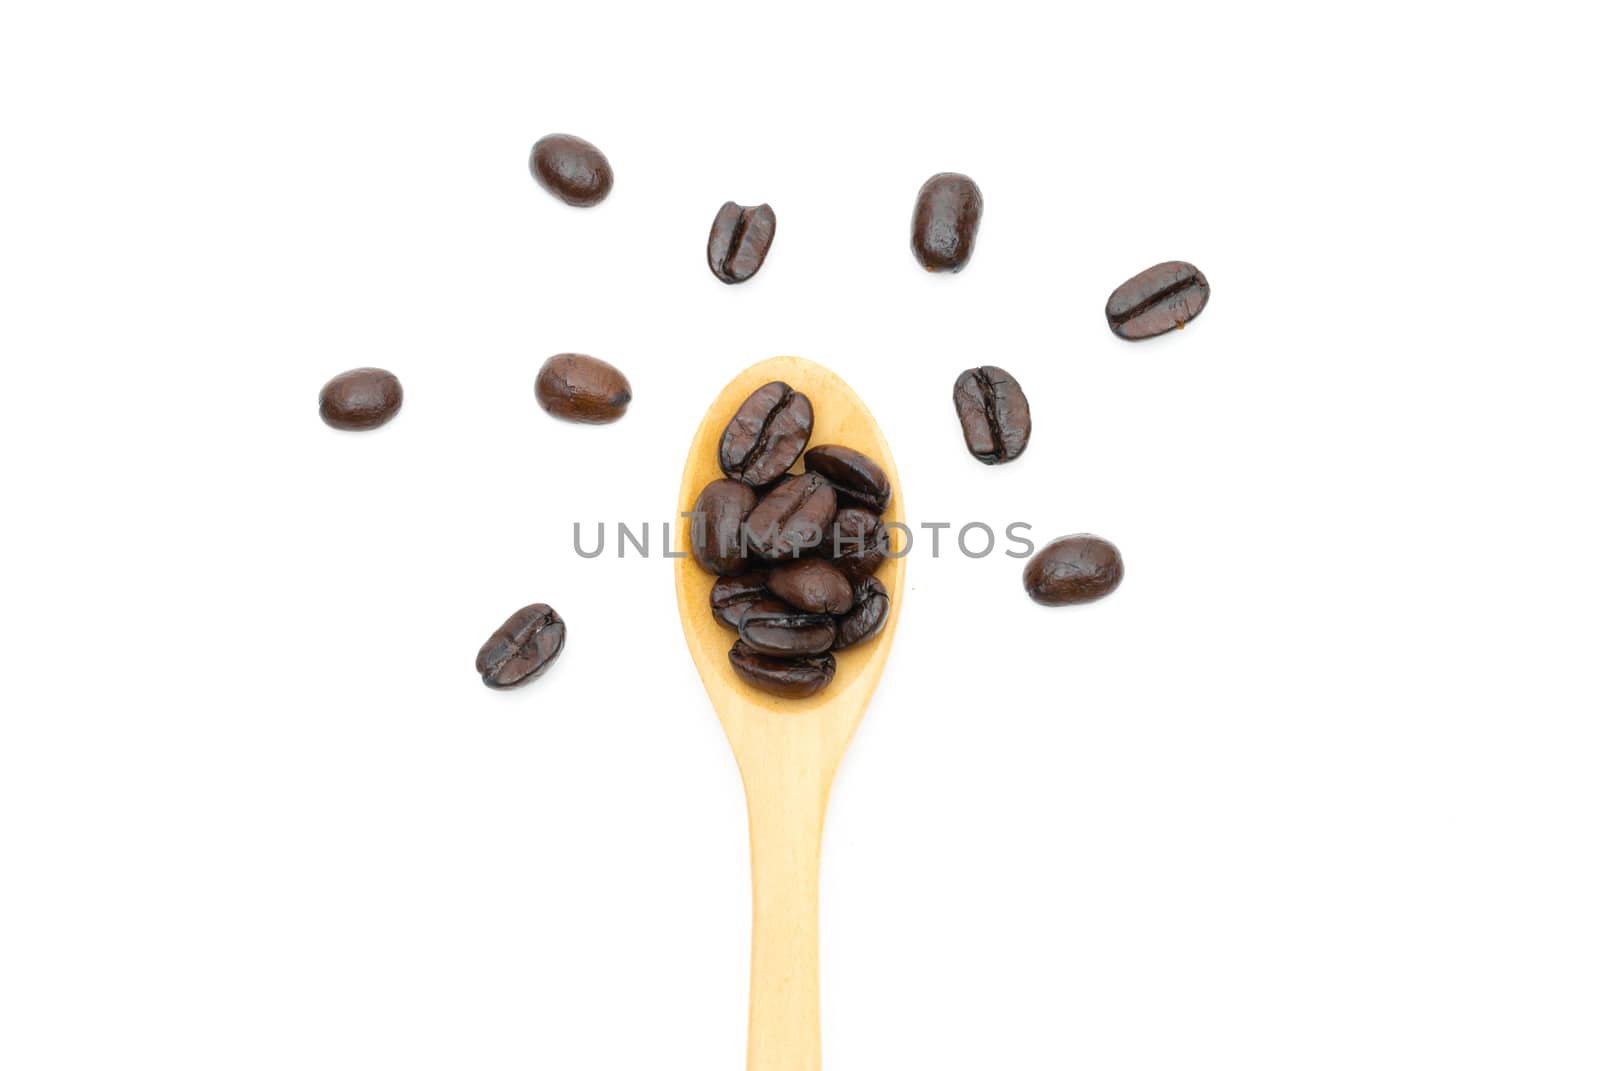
689;381;895;698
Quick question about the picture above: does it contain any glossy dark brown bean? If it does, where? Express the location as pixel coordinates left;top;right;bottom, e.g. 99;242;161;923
834;575;889;651
476;603;566;689
768;558;853;615
745;472;836;561
718;381;814;487
824;508;888;579
738;602;837;657
702;388;899;700
1105;261;1210;340
953;366;1031;465
535;353;631;424
528;133;613;207
707;201;777;284
318;367;403;431
804;444;891;513
690;479;758;576
1023;535;1124;606
729;640;836;699
911;172;983;273
710;572;770;629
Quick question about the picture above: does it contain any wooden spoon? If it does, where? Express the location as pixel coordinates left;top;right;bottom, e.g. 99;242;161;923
675;356;906;1071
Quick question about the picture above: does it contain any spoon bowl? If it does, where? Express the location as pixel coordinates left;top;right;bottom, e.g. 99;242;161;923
674;356;904;1071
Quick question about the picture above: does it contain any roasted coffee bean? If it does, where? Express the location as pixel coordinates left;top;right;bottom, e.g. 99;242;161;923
745;472;836;560
768;558;853;615
953;365;1031;465
476;603;566;689
805;444;891;513
691;479;758;576
1024;535;1124;606
825;507;888;579
707;201;777;285
834;575;889;650
738;601;837;656
528;133;613;207
911;172;983;272
535;353;632;424
710;572;770;629
702;388;898;699
319;367;403;431
718;381;814;487
729;640;836;699
1105;261;1210;340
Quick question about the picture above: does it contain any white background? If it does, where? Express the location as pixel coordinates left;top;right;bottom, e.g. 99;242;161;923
2;2;1597;1068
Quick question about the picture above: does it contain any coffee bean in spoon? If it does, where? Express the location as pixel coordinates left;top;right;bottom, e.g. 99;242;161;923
911;172;983;272
319;367;403;431
738;601;837;657
1105;261;1210;340
528;133;613;207
824;508;887;579
833;575;889;650
768;558;853;615
805;444;891;513
476;603;566;689
728;640;836;699
710;572;770;629
952;365;1031;465
707;201;777;284
718;381;814;487
692;362;898;701
745;472;836;561
535;353;632;424
1023;535;1124;606
691;478;758;576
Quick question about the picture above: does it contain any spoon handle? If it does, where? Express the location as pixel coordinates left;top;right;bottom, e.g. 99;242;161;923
742;753;831;1071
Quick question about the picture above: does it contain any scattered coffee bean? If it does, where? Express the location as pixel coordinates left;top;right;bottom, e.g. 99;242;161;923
476;603;566;689
825;507;888;579
768;558;854;615
691;479;758;575
535;353;632;424
1024;535;1124;606
1105;261;1210;340
707;201;777;285
318;367;403;431
718;381;814;487
729;640;836;699
805;444;891;513
529;133;614;207
952;366;1031;464
738;602;837;657
911;172;983;272
834;575;889;650
710;573;770;629
745;472;837;560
